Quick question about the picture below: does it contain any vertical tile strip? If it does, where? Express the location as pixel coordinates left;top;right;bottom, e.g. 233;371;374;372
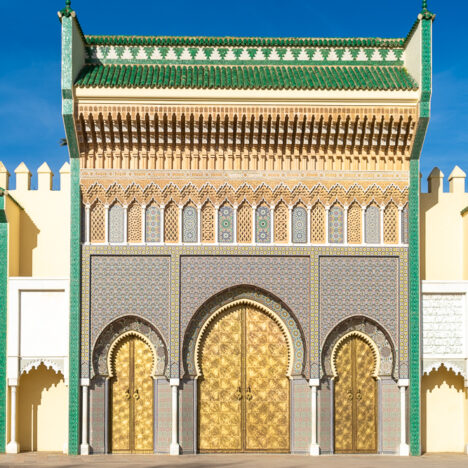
170;251;180;377
0;194;7;452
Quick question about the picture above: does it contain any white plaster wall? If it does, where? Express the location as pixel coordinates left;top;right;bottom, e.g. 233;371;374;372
7;278;69;382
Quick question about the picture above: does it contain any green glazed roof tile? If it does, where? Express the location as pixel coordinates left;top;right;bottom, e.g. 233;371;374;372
75;64;418;91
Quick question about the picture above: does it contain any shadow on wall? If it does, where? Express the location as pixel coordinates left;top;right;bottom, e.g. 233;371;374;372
18;364;66;452
421;365;467;453
19;209;39;276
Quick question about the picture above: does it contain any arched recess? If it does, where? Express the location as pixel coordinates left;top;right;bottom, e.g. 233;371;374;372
321;316;396;379
183;286;306;377
92;316;167;378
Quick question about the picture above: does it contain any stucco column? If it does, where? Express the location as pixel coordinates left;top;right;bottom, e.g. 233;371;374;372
104;205;109;244
398;378;409;456
85;204;90;244
251;205;256;245
309;378;320;455
80;378;90;455
270;205;275;244
6;380;19;453
170;378;180;455
214;205;219;244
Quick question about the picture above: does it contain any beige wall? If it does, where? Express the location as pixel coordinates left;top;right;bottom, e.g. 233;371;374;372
422;366;467;453
5;195;20;277
2;162;70;278
18;364;68;452
420;167;468;281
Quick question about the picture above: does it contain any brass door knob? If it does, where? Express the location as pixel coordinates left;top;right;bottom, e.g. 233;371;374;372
347;389;353;400
356;390;362;401
125;389;131;400
246;385;253;401
235;387;242;400
133;389;140;400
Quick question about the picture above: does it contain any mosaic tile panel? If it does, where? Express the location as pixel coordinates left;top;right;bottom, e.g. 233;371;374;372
89;376;106;454
145;204;161;242
381;378;400;453
319;256;399;353
255;205;271;243
328;205;344;244
108;203;124;243
182;205;198;243
218;204;234;243
292;206;307;244
292;379;311;453
179;379;195;453
155;379;172;453
365;205;380;244
180;256;310;364
318;379;332;453
85;255;170;375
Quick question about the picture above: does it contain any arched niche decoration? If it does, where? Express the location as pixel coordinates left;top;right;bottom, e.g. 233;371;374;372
322;316;396;379
183;286;306;377
92;315;167;378
195;299;294;378
330;331;380;379
20;358;65;377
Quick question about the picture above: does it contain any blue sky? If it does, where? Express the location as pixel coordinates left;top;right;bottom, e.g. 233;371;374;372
0;1;464;191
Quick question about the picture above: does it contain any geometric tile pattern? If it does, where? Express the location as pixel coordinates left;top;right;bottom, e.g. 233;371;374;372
328;205;344;244
182;205;198;243
255;205;271;243
85;44;405;66
401;205;408;244
109;203;124;243
365;205;380;244
145;204;161;243
292;206;307;244
81;254;170;376
218;204;234;243
180;255;310;371
381;379;401;453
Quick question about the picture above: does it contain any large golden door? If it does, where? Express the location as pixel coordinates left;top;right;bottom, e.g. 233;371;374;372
198;305;290;452
334;335;377;453
111;336;154;453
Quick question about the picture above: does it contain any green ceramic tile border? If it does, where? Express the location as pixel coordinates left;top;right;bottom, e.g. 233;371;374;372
0;194;7;452
408;6;433;456
60;6;82;454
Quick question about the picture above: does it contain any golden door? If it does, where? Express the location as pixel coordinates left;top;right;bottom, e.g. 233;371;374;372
111;336;154;453
198;305;290;453
334;335;377;453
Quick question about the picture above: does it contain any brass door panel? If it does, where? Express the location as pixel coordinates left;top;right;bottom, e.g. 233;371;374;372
198;305;290;453
111;336;154;454
334;335;377;454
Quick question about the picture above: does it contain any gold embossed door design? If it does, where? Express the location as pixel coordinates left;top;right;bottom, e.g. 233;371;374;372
111;335;154;453
334;335;377;453
198;304;290;453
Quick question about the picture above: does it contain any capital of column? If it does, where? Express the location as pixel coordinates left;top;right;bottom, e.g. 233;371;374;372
80;378;90;386
309;378;320;387
170;378;180;387
397;378;409;388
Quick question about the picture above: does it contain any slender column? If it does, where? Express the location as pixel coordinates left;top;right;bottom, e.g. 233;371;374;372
251;205;256;245
214;205;219;244
80;379;90;455
6;380;19;453
197;205;202;244
141;204;146;243
380;206;384;244
325;206;330;244
361;206;366;244
232;205;237;244
397;206;403;245
288;206;293;244
343;205;348;245
178;205;183;243
123;205;128;244
104;205;109;244
85;204;90;244
309;378;320;456
270;205;274;244
160;205;164;243
170;378;180;455
398;379;410;456
307;206;311;244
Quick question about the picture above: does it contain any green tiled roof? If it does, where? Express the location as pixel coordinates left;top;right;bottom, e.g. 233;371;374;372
84;35;405;48
75;64;418;91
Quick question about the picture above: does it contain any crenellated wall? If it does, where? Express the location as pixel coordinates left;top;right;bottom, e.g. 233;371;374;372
421;166;468;281
0;161;70;277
